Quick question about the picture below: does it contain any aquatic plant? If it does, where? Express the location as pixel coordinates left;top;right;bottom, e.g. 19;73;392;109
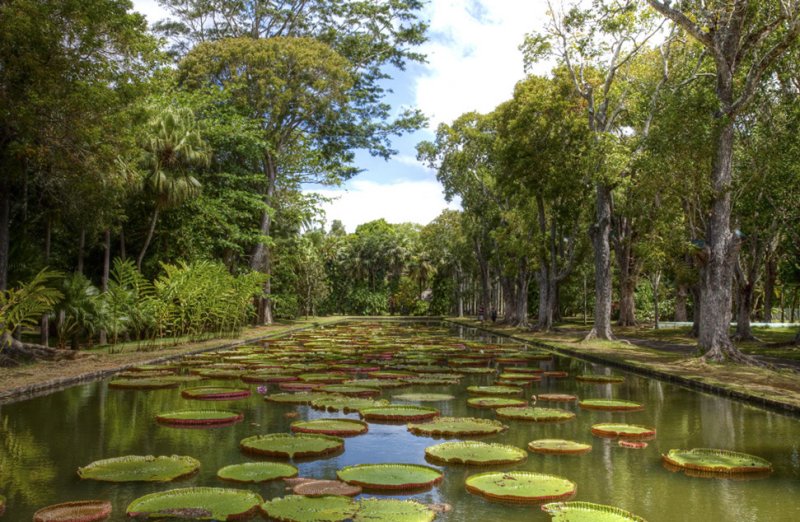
425;441;527;465
77;455;200;482
126;487;262;520
33;500;112;522
528;439;592;455
290;418;368;436
240;433;344;459
465;471;576;504
541;501;647;521
407;416;508;437
216;462;298;482
661;448;772;474
336;463;443;490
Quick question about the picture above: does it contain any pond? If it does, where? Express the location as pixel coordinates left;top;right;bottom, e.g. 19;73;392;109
1;321;799;521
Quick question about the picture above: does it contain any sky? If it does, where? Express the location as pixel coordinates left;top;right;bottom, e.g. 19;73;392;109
130;0;552;232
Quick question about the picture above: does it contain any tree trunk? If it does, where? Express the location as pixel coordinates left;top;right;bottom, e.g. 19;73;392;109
137;207;159;271
584;183;614;340
119;226;126;261
690;284;701;337
474;237;491;315
0;180;9;292
99;229;111;345
515;258;530;328
763;255;776;323
674;283;688;321
455;266;464;317
41;217;52;346
618;277;637;327
614;217;638;327
794;328;800;345
77;227;86;274
501;274;517;324
251;153;278;325
536;268;552;330
734;280;756;341
698;120;747;361
651;271;661;330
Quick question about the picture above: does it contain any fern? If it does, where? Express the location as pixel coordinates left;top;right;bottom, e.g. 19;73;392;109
0;269;63;346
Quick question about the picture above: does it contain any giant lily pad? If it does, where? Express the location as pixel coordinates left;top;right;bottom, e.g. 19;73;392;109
536;394;578;403
496;407;575;422
354;499;435;522
291;418;368;436
265;392;331;404
33;500;112;522
467;385;523;396
156;410;243;426
181;386;251;400
542;501;647;521
425;441;527;465
465;471;576;504
291;480;362;497
217;462;298;483
408;416;508;437
579;399;643;412
360;405;439;422
337;463;443;491
394;393;454;402
662;448;772;474
311;396;389;412
260;495;357;522
528;439;592;455
240;433;344;459
576;375;624;384
467;397;526;409
108;378;180;390
127;487;262;520
591;423;656;439
344;378;408;389
78;455;200;482
319;385;380;397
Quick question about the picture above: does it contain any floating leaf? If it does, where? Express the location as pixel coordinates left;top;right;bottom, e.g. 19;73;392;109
465;471;576;504
78;455;200;482
542;501;647;521
33;500;112;522
108;378;180;390
425;441;527;465
259;495;357;522
291;480;362;497
467;397;526;409
536;394;578;403
591;423;656;439
354;499;435;522
579;399;643;412
156;410;243;426
576;375;624;384
662;448;772;474
393;393;454;402
181;386;251;400
337;463;443;491
240;433;344;459
360;405;439;422
496;407;575;422
528;439;592;455
311;396;389;413
291;418;368;436
265;392;331;404
217;462;297;483
408;416;508;437
466;385;523;396
126;487;262;520
318;385;380;397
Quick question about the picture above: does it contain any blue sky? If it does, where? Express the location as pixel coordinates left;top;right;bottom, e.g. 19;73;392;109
130;0;552;232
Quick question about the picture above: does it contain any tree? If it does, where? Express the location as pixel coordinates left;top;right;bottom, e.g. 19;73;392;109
647;0;800;362
137;106;211;270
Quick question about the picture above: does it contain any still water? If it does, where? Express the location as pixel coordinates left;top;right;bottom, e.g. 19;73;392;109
1;321;799;521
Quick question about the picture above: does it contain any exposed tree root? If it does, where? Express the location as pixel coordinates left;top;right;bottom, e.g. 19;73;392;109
581;327;615;342
700;341;772;368
731;333;761;343
0;335;82;367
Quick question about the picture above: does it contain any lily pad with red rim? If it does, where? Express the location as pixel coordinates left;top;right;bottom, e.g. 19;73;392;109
541;501;647;521
661;448;772;474
318;385;380;397
77;455;200;482
311;396;389;412
181;386;251;400
33;500;112;522
528;439;592;455
240;433;344;459
467;397;526;409
465;471;576;504
496;407;576;422
360;405;439;422
467;385;523;396
407;416;508;437
156;410;243;426
290;418;368;436
291;480;362;497
393;393;455;402
591;423;656;440
265;392;331;404
217;462;298;482
108;378;180;390
579;399;643;412
126;487;262;520
337;463;443;491
425;441;527;465
536;394;578;403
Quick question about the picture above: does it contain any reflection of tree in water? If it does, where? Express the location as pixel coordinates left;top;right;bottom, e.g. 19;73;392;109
699;394;736;449
0;410;57;508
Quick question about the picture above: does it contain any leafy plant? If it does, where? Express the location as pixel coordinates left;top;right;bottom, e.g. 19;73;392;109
0;269;63;347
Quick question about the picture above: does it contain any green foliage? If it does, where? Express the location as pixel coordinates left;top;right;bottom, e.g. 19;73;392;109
0;269;63;344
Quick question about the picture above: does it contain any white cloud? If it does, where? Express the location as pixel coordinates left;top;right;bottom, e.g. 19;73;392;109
415;1;553;129
307;179;461;233
130;0;169;25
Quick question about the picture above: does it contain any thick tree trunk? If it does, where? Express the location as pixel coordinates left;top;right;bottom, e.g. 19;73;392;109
474;237;491;315
77;228;86;274
251;154;277;325
0;180;9;291
614;217;638;326
674;283;688;321
584;183;614;340
618;277;637;327
734;281;756;341
536;268;553;331
690;284;701;337
515;258;530;328
137;207;159;271
99;229;111;345
763;255;776;323
651;271;662;330
501;274;517;324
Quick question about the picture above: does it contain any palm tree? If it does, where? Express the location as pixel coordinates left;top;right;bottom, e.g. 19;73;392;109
136;106;211;270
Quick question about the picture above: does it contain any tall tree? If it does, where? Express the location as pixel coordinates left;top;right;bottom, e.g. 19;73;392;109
647;0;800;362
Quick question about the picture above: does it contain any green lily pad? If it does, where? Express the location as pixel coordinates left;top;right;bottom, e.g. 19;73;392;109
536;394;578;403
337;463;443;490
217;462;297;483
291;418;368;436
260;495;357;522
240;433;344;459
298;372;348;383
265;392;331;404
579;399;643;411
576;375;625;383
196;369;241;379
311;396;389;412
78;455;200;482
181;386;251;400
499;373;542;382
496;407;576;422
408;416;508;437
458;367;498;374
528;439;592;455
467;397;527;409
662;448;772;474
465;471;576;504
319;385;380;397
291;480;362;497
425;441;527;465
354;499;435;522
108;378;180;390
156;410;243;426
241;371;299;383
542;501;647;521
33;500;112;522
467;385;523;396
127;487;262;520
344;378;408;389
591;423;656;439
367;370;414;379
360;405;439;421
394;393;455;402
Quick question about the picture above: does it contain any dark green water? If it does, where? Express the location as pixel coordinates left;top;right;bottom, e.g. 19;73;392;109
1;322;799;521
